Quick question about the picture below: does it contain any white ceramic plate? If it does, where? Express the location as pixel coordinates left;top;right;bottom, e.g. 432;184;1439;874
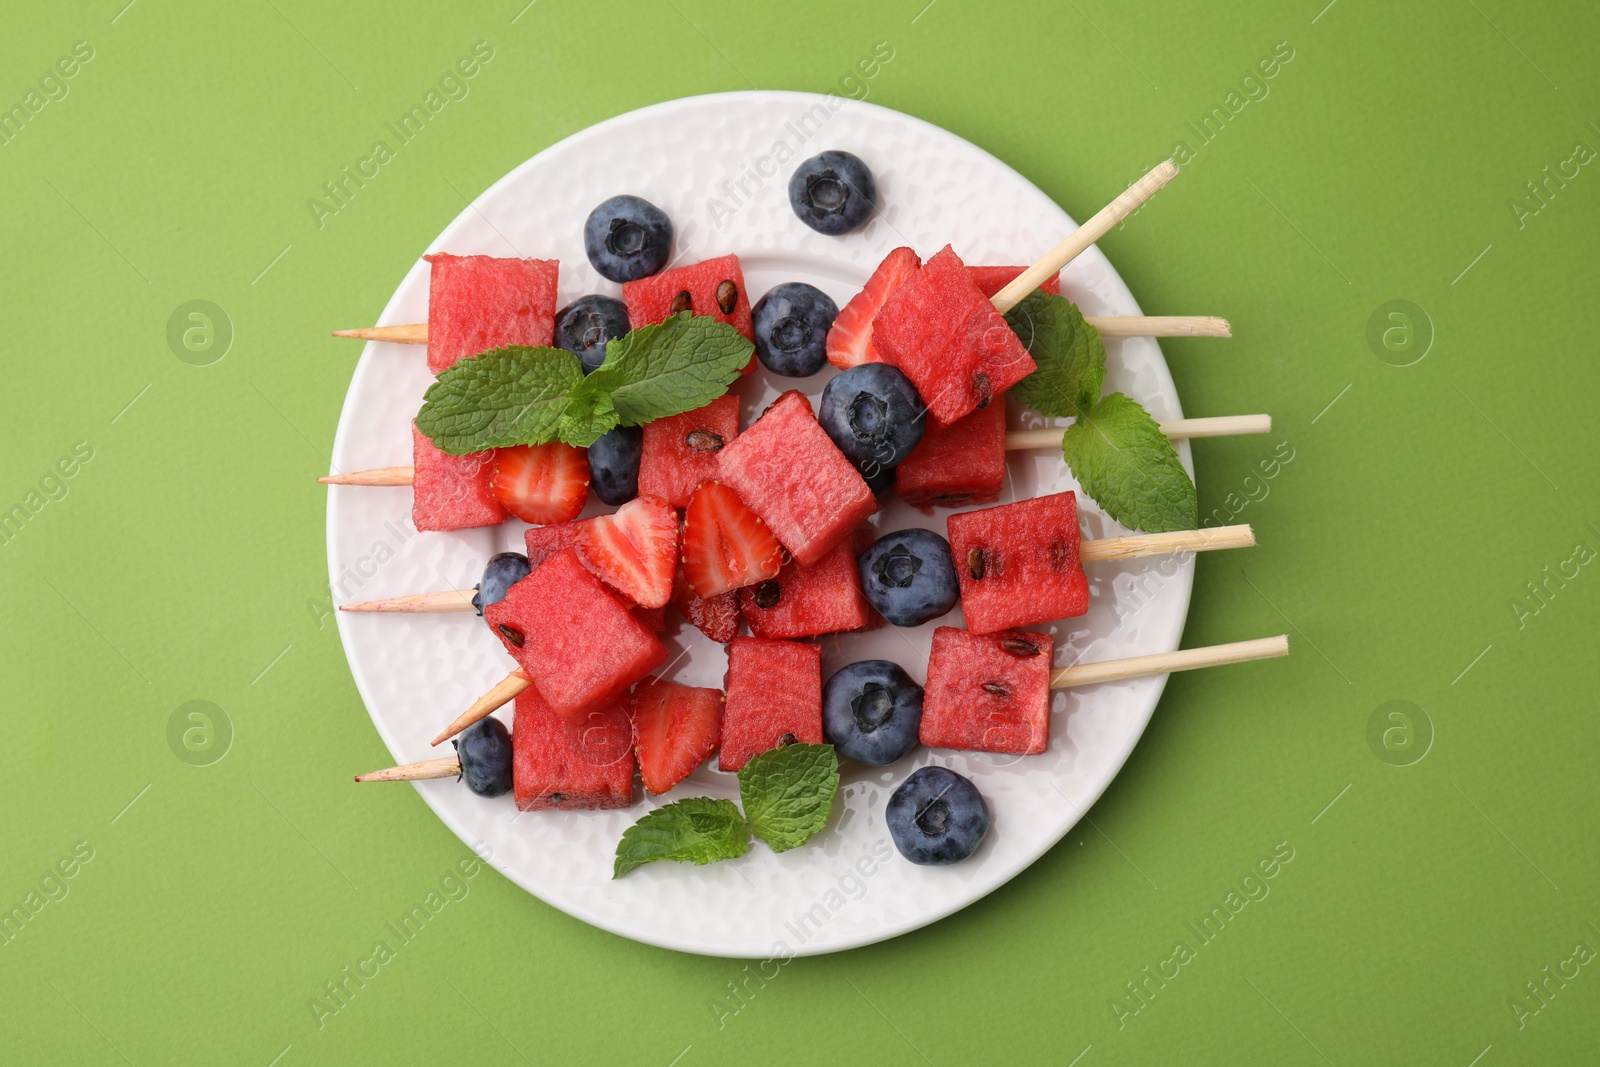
328;91;1192;958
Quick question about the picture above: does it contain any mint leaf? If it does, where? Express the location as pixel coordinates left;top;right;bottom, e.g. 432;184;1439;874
557;376;621;447
1061;393;1197;533
1004;291;1105;418
737;743;840;853
613;797;749;879
588;312;752;426
416;345;584;454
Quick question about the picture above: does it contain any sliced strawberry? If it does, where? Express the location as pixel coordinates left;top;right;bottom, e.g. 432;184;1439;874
681;481;783;598
575;496;678;609
826;246;921;369
672;568;740;643
629;677;723;794
491;443;589;525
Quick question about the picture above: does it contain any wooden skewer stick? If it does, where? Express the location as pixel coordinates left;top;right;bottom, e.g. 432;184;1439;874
317;466;414;486
991;160;1179;315
343;524;1255;615
1050;635;1289;689
355;756;460;783
332;323;429;344
431;670;531;747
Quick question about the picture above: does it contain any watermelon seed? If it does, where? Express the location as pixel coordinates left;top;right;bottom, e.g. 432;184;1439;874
715;280;738;314
496;624;526;648
685;429;725;453
669;290;693;315
1050;542;1071;569
971;372;993;407
982;682;1012;697
753;580;781;608
549;792;565;805
967;547;987;580
1002;637;1041;658
777;732;798;747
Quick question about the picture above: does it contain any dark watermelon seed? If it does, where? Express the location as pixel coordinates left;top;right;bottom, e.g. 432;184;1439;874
715;280;738;314
967;547;987;580
1051;542;1071;569
777;732;798;747
753;580;781;608
1002;637;1041;658
669;290;693;315
497;624;526;648
549;792;565;805
685;429;725;453
982;682;1012;697
936;493;974;504
971;371;993;407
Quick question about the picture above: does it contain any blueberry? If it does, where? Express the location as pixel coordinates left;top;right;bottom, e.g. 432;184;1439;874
886;766;989;865
453;717;513;798
819;363;926;479
471;551;530;616
555;295;631;373
857;528;959;627
823;660;923;765
583;195;673;282
586;424;642;506
788;151;877;235
752;283;837;377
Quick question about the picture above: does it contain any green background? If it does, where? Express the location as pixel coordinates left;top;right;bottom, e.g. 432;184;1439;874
4;0;1597;1062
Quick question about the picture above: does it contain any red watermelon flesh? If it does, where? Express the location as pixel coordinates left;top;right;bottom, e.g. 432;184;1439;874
638;392;740;508
965;266;1061;300
410;424;507;532
946;491;1089;633
919;626;1052;754
716;391;877;567
895;398;1008;511
484;549;666;719
522;519;665;632
738;534;872;640
629;677;724;795
870;245;1036;426
424;253;559;375
719;637;823;771
512;688;634;811
672;569;740;643
622;253;755;354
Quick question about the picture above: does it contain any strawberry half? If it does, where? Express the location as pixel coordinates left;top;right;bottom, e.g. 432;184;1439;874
629;677;724;795
826;245;921;369
491;443;589;525
681;481;783;598
672;568;740;643
575;496;678;609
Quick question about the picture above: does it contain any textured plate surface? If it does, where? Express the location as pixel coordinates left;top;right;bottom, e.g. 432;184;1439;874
327;91;1192;958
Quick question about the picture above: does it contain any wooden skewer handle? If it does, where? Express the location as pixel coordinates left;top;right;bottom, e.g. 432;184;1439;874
430;670;531;746
992;160;1179;314
1079;524;1253;563
355;756;461;783
1051;635;1289;689
341;589;476;613
1086;315;1230;338
1004;415;1270;452
332;324;429;344
318;466;415;486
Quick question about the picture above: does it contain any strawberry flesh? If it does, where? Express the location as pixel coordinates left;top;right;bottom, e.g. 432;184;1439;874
826;246;921;370
490;442;589;525
672;568;740;643
575;496;679;609
629;677;724;794
680;481;783;598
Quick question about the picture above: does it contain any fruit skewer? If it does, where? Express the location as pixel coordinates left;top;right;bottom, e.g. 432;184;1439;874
426;630;1288;751
355;717;513;796
340;523;1255;614
316;413;1271;488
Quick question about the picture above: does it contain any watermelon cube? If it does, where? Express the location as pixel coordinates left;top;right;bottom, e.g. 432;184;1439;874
512;689;634;810
920;626;1052;754
638;392;740;508
622;253;755;347
871;245;1036;426
523;519;665;633
719;637;823;771
716;391;877;567
424;253;559;375
739;534;872;640
629;677;724;794
946;492;1089;633
895;399;1008;511
965;266;1061;299
411;424;507;532
484;549;666;718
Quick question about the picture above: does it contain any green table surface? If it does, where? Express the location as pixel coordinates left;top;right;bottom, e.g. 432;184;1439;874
5;0;1597;1062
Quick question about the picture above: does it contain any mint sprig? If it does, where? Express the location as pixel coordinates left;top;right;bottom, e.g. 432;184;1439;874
417;314;752;454
612;743;840;878
1061;393;1197;533
1004;290;1106;418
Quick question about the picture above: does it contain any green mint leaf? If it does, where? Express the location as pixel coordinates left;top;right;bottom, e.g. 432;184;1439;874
588;312;752;426
613;797;749;879
737;743;840;853
415;345;584;454
556;376;621;447
1004;290;1106;418
1061;393;1197;533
